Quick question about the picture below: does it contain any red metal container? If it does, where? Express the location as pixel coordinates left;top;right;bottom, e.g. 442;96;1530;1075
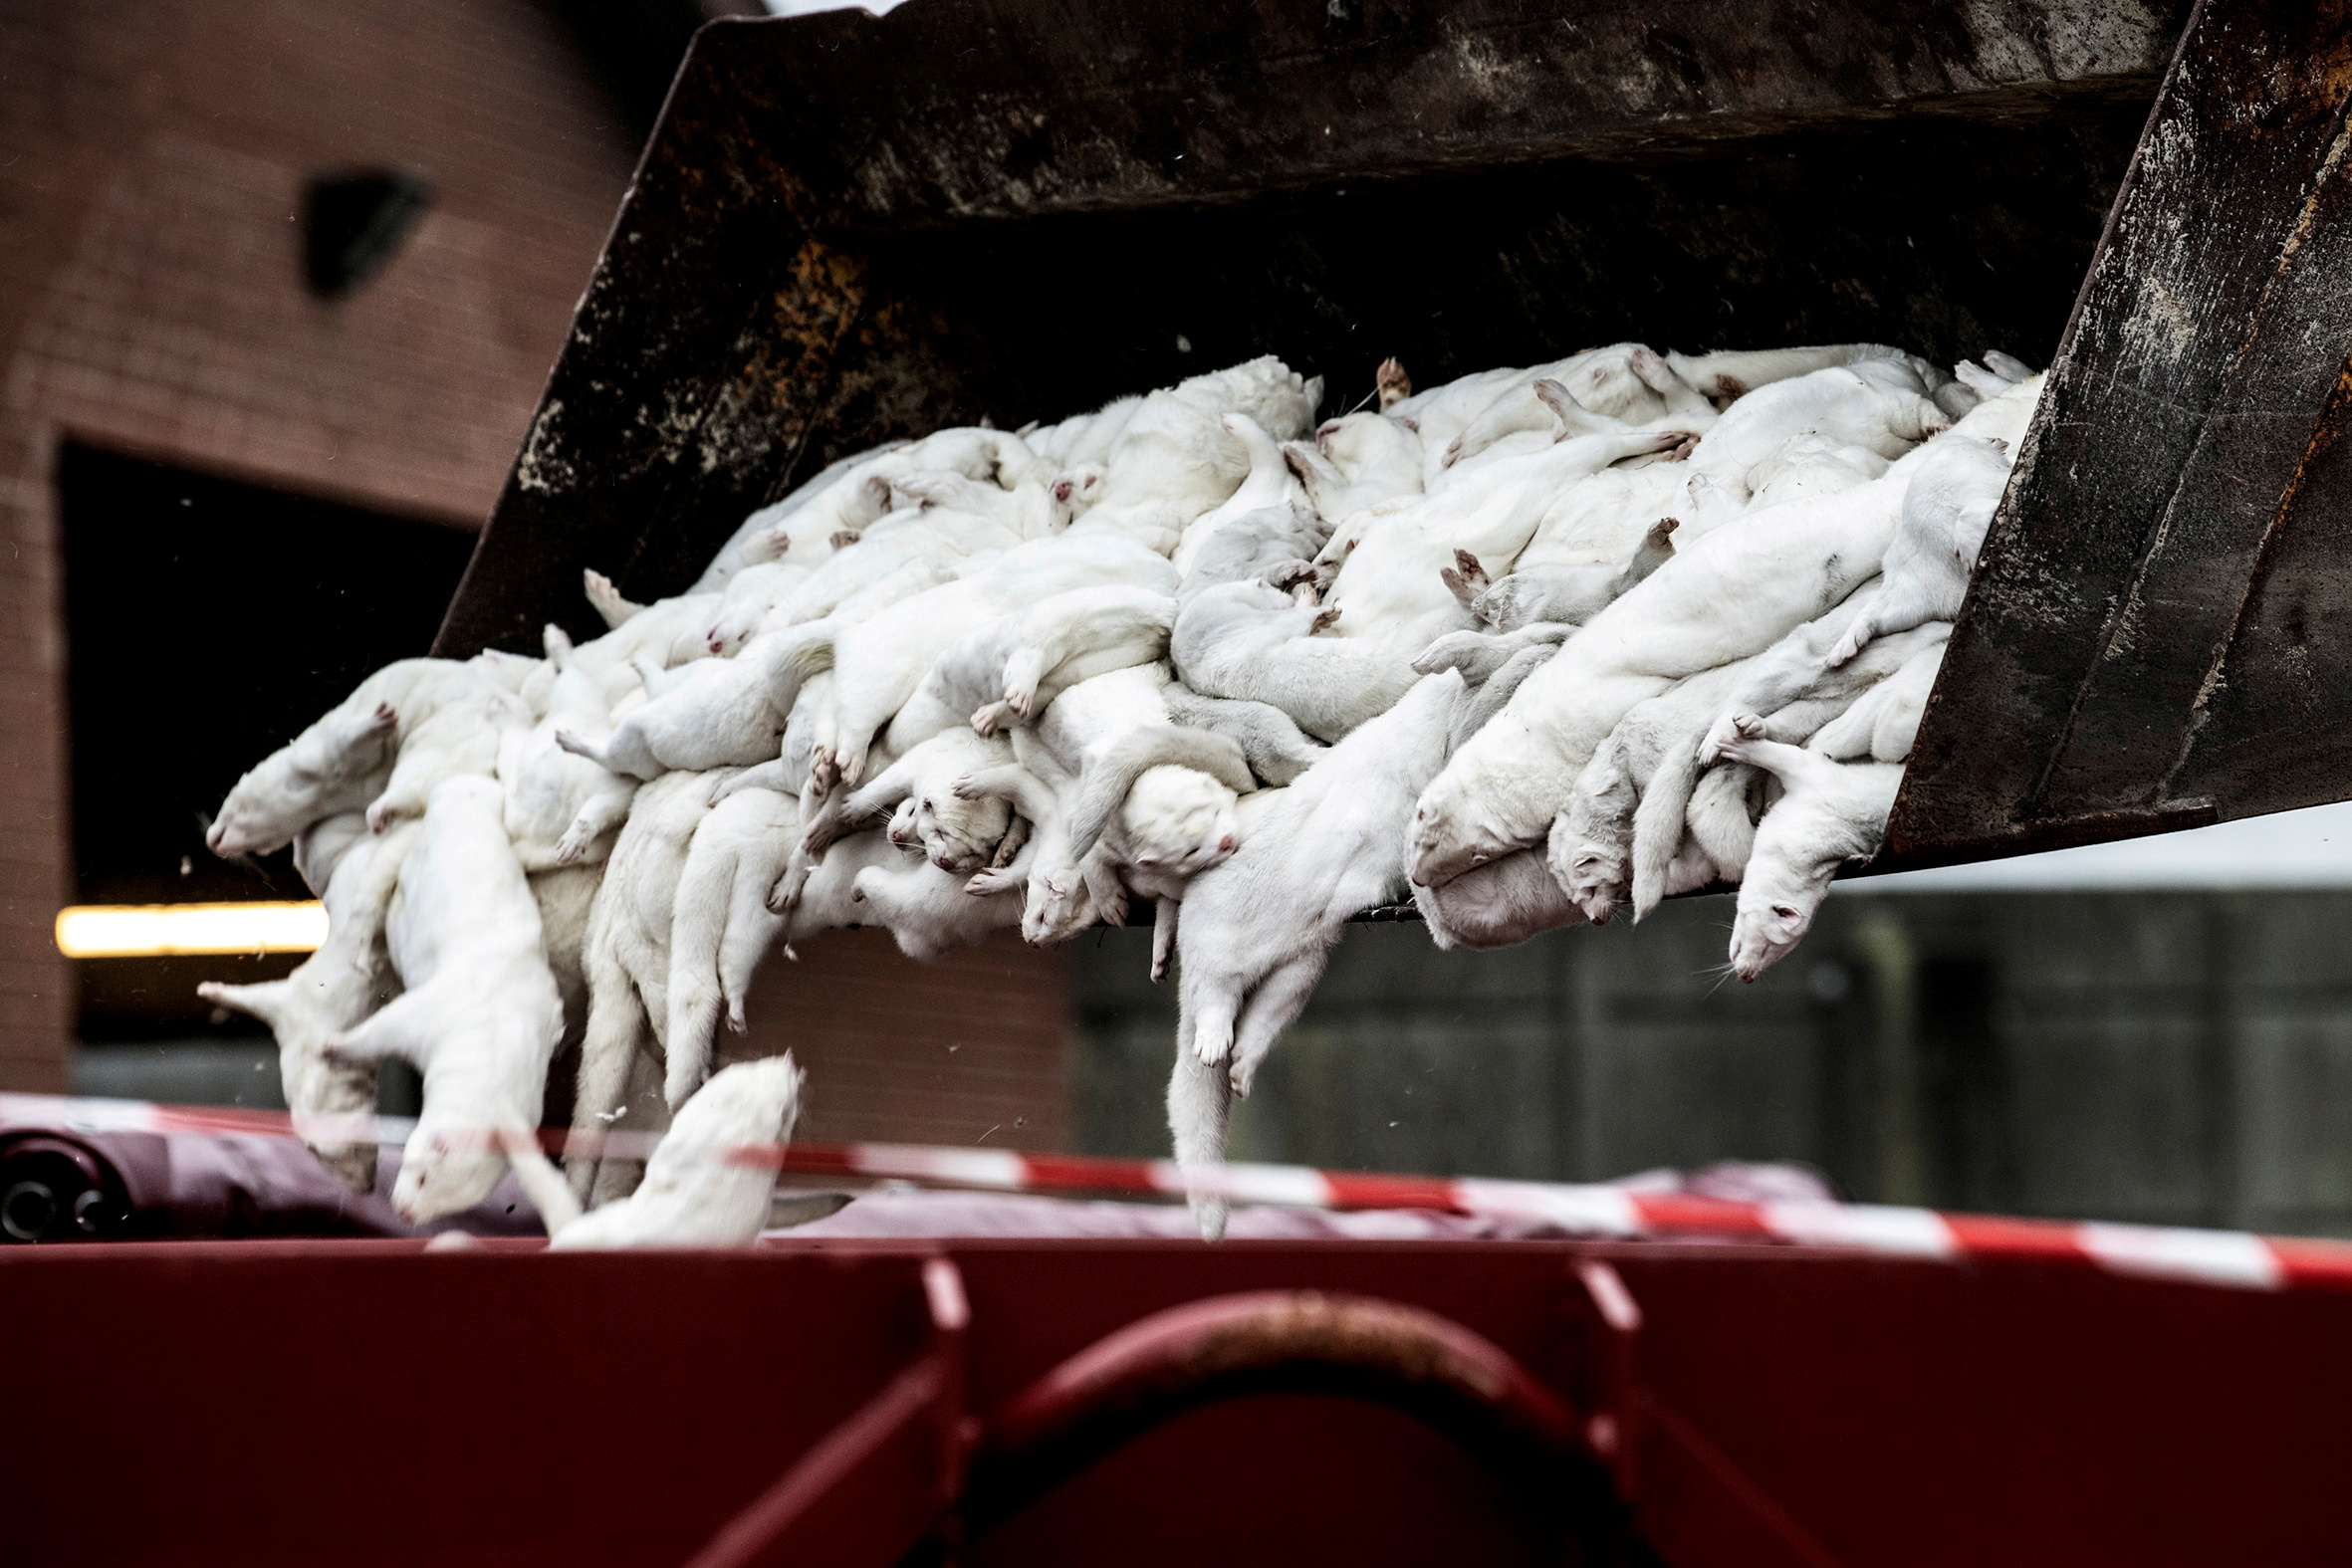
12;1231;2351;1566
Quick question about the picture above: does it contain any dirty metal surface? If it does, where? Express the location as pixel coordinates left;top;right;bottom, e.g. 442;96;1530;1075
436;0;2178;660
702;0;2184;227
1892;0;2352;864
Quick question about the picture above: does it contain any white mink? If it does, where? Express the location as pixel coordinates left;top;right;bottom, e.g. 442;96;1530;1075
531;860;601;1053
1175;502;1331;607
880;469;1072;541
505;1054;804;1249
1678;360;1951;528
1825;434;2010;666
1627;610;1939;920
1553;658;1757;922
199;816;413;1193
322;777;566;1223
1161;687;1330;786
664;784;800;1107
1698;604;1952;764
1808;638;1947;763
291;809;372;896
206;659;445;856
1405;472;1907;890
1170;413;1306;577
563;769;735;1202
1165;672;1463;1239
949;763;1099;947
768;535;1178;796
755;511;1000;633
1442;342;1715;471
704;560;816;656
1410;621;1573;690
1000;665;1249;940
1448;517;1678;631
567;585;725;704
690;442;894;592
1281;411;1424;524
1326;423;1696;639
556;639;788;782
1056;727;1257;955
891;584;1178;749
1026;393;1144;470
364;668;533;833
470;647;555;720
1412;847;1587;951
1406;384;2030;891
1664;342;1932;402
724;428;1040;585
1069;356;1321;555
1715;724;1905;982
798;726;1014;874
1741;433;1891;513
767;823;914;930
1171;578;1420;742
590;557;974;786
500;625;640;869
852;853;1027;961
1510;458;1687;573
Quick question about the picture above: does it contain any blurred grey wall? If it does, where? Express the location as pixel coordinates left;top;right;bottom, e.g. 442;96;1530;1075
1073;890;2352;1237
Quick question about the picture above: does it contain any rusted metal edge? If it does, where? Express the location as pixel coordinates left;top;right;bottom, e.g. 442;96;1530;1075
700;1;2185;231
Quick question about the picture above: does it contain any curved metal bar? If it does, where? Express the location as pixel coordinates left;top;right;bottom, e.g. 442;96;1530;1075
965;1288;1598;1531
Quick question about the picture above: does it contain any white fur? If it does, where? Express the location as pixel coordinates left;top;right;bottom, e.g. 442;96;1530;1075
1664;342;1922;401
564;769;735;1201
705;560;816;656
1166;672;1462;1238
1826;434;2010;665
500;625;639;868
1327;425;1696;639
1069;356;1320;555
664;784;800;1107
1716;727;1905;982
1405;383;2028;892
1171;413;1307;577
1809;637;1947;762
1441;343;1714;471
200;817;413;1192
1172;578;1419;742
507;1054;805;1248
1283;411;1424;524
801;726;1013;873
323;777;565;1223
893;584;1177;747
1678;360;1949;528
778;535;1177;794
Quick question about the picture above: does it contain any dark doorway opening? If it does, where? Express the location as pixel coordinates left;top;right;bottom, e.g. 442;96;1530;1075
58;444;475;1057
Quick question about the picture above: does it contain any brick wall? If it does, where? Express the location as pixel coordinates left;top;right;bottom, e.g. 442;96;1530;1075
0;4;1081;1145
726;932;1074;1155
0;1;636;1089
0;0;653;1085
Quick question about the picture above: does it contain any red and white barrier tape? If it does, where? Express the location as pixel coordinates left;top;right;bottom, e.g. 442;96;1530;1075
11;1091;2352;1291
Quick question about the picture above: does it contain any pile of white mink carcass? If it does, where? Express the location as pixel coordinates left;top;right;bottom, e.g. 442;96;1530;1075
197;341;2039;1238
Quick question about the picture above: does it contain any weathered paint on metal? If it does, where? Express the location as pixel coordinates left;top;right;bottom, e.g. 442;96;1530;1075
706;0;2186;227
1892;0;2352;864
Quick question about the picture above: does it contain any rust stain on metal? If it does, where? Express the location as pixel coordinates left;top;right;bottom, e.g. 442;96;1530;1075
1173;1292;1512;1403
